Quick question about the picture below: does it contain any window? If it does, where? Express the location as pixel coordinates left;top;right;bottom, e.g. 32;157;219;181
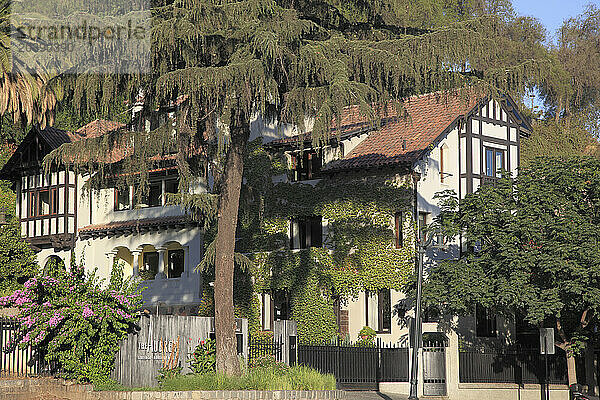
148;182;162;207
38;190;50;216
165;178;179;195
290;216;322;249
167;249;184;278
377;289;391;333
135;181;163;208
114;186;131;211
475;304;497;337
291;150;322;181
515;312;538;349
141;252;159;280
28;192;36;217
394;212;403;248
423;306;440;323
366;289;391;333
485;147;505;178
51;188;59;214
273;291;290;321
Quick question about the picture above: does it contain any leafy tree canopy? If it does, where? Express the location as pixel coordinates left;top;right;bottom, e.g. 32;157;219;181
521;112;600;164
424;157;600;383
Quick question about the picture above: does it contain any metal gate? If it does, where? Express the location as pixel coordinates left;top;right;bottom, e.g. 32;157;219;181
423;346;447;396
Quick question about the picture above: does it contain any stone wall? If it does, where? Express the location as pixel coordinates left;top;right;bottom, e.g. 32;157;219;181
0;378;346;400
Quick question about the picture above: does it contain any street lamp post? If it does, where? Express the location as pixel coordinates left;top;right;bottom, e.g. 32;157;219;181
408;231;435;400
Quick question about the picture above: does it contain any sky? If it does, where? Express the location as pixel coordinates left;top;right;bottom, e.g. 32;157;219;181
512;0;599;42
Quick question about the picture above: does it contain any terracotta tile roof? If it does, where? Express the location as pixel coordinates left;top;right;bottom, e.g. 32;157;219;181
78;215;195;238
325;93;480;171
270;91;481;171
75;119;126;138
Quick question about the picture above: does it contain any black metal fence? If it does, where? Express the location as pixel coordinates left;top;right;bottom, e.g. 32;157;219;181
459;350;568;384
298;341;409;389
248;339;283;365
0;317;52;377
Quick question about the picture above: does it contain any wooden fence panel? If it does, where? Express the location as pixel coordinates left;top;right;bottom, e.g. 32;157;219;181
112;315;247;387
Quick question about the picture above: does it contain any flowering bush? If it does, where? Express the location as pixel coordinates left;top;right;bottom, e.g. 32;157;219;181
189;338;216;374
0;261;142;384
249;354;290;374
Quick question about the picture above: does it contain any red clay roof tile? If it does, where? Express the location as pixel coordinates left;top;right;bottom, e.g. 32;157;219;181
270;91;481;171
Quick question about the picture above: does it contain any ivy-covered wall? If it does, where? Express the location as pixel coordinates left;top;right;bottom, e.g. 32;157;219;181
198;140;417;344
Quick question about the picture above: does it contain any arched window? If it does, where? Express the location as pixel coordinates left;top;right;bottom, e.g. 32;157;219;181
44;255;65;277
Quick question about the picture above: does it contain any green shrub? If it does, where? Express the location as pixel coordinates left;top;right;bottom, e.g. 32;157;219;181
357;326;376;346
189;339;216;374
157;366;183;384
249;354;290;374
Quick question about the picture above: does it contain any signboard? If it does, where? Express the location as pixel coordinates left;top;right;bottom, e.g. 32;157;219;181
539;328;555;355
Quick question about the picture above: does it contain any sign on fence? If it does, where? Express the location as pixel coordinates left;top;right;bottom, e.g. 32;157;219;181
539;328;555;355
112;315;248;387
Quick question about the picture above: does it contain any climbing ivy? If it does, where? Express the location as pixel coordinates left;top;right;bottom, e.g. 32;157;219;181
195;140;416;343
234;141;416;343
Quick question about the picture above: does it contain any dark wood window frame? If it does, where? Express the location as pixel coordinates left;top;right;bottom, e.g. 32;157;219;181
114;186;132;211
365;289;392;334
394;212;403;249
28;191;36;217
37;189;51;216
50;188;59;215
291;150;322;182
290;216;323;249
475;304;497;338
377;289;392;333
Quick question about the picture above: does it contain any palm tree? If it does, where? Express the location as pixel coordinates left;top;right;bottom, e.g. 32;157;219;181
0;0;57;130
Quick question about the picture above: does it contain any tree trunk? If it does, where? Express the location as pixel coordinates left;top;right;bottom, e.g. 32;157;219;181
213;111;249;376
567;350;578;386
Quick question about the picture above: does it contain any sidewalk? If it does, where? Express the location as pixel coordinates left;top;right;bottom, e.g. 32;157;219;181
344;391;409;400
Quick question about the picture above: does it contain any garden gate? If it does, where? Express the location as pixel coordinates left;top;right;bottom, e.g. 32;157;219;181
422;345;447;396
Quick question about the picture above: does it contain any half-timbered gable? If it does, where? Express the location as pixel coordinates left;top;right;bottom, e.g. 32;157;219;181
1;126;81;251
460;97;531;197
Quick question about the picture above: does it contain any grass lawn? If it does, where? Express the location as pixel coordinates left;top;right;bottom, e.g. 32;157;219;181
95;366;336;391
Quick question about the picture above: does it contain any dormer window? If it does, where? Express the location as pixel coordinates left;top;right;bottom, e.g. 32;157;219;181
291;150;321;181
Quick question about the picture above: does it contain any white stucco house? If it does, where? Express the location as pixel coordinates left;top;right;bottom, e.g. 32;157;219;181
0;119;205;314
257;91;549;398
